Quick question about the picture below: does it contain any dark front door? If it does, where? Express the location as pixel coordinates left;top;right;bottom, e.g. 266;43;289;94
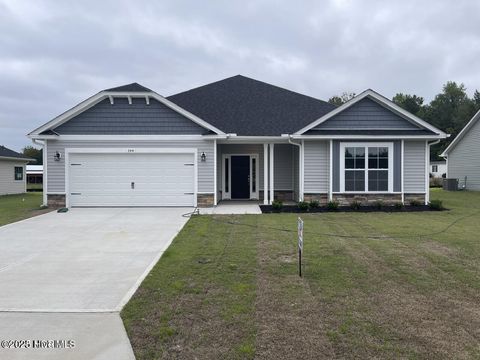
231;156;250;199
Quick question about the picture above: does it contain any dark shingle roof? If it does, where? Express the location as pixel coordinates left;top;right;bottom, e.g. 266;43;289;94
104;83;153;92
0;146;33;161
167;75;336;136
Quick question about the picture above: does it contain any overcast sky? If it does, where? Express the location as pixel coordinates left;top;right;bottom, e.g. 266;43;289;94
1;0;479;151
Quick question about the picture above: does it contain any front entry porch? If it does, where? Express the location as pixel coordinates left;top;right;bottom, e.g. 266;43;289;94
216;142;300;205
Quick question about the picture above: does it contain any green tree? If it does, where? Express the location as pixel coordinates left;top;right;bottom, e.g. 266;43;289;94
328;92;356;106
22;146;42;165
392;93;424;115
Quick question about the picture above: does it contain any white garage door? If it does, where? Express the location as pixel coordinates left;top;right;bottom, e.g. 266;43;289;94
68;152;195;207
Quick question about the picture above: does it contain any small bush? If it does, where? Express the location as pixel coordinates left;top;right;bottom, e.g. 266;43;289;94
429;199;444;210
297;201;310;211
373;200;384;210
393;202;404;210
327;200;339;211
309;200;320;209
350;200;362;210
409;199;422;207
272;200;283;211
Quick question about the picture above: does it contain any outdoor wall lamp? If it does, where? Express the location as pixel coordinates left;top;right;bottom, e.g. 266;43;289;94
53;151;62;161
201;152;207;162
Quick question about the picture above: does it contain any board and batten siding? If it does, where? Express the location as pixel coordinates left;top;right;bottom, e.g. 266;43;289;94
53;98;209;135
303;140;329;193
403;140;426;193
447;118;480;190
0;160;26;195
46;139;215;193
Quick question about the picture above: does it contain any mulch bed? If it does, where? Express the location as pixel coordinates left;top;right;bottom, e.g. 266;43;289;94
260;205;444;213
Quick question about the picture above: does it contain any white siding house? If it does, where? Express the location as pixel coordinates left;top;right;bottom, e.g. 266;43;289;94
441;109;480;190
0;146;34;195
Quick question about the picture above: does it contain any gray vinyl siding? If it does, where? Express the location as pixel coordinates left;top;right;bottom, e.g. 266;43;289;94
315;98;420;130
393;141;402;192
404;140;426;193
53;98;209;135
274;144;294;190
332;140;404;193
447;118;480;190
46;139;215;193
304;141;329;193
293;146;299;200
0;160;26;195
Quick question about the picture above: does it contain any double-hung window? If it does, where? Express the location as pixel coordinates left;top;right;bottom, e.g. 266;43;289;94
14;166;24;181
340;143;393;193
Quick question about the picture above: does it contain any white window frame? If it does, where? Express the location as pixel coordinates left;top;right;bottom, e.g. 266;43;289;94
339;142;394;193
222;154;259;200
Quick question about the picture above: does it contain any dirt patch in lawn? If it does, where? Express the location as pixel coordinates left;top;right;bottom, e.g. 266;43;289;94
254;230;335;359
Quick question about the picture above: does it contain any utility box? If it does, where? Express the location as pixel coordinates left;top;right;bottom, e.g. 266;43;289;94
443;178;459;191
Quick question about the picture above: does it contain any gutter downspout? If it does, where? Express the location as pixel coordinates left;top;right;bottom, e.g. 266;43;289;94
288;136;303;201
426;139;441;205
32;138;47;207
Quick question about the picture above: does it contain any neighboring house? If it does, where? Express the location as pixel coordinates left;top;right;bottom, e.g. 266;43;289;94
441;109;480;190
27;76;447;208
0;146;34;195
430;160;446;178
26;165;43;190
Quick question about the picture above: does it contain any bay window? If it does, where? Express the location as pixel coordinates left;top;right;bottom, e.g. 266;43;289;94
340;143;393;193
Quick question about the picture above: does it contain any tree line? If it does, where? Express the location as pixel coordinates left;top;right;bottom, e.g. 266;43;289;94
329;82;480;159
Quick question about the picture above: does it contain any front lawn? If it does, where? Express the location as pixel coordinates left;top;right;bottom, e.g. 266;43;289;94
122;189;480;359
0;192;49;226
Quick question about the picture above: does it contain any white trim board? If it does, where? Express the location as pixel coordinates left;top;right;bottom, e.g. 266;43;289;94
294;89;448;137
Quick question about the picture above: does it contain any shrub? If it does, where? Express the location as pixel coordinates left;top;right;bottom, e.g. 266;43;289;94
272;200;283;211
327;200;339;211
309;200;320;209
429;199;444;210
350;200;362;210
393;202;404;210
297;201;310;211
373;200;384;210
409;199;422;207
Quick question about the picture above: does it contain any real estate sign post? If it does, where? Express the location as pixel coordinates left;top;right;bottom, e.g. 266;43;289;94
298;217;303;277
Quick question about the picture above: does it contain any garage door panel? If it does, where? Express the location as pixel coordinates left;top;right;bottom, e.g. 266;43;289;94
69;152;195;207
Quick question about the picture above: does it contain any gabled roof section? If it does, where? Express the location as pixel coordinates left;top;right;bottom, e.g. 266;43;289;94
0;146;34;161
103;83;153;92
28;83;225;137
441;109;480;156
167;75;336;136
295;89;448;137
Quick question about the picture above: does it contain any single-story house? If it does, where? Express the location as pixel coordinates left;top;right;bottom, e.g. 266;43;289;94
430;160;446;178
0;146;34;195
441;109;480;190
28;75;447;208
26;165;43;190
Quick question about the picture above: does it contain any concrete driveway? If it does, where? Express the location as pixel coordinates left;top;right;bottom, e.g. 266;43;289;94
0;208;190;359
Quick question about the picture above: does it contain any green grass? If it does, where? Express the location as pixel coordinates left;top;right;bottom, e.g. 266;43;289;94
122;189;480;359
26;183;43;191
0;192;46;226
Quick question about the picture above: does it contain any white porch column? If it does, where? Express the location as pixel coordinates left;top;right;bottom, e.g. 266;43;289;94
269;143;274;204
328;140;333;201
213;139;217;205
263;143;268;205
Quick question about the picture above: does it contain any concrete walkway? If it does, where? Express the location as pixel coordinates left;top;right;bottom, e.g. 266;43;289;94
199;201;262;214
0;208;190;359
